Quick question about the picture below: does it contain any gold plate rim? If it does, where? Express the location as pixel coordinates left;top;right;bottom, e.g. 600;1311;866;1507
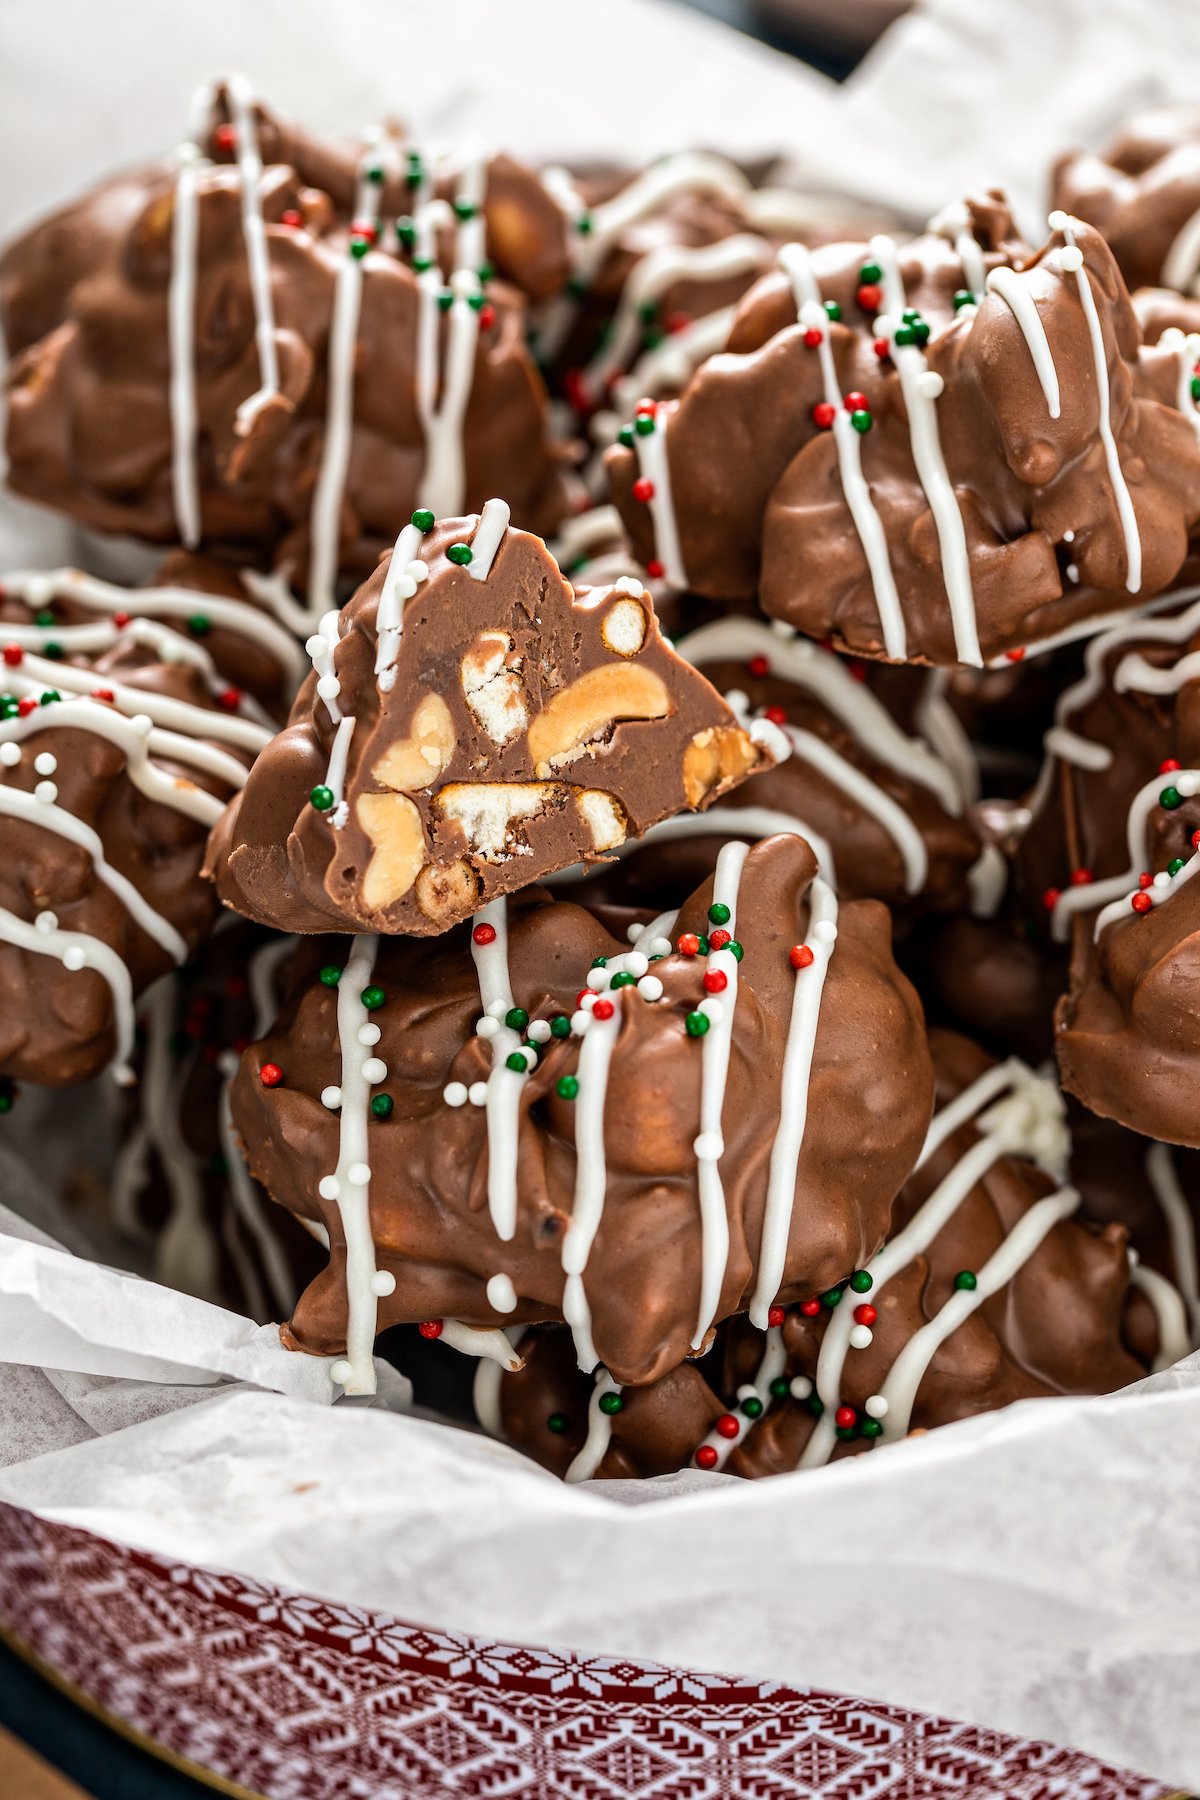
0;1619;269;1800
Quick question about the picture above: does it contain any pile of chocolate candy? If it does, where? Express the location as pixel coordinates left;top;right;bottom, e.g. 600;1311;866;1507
3;83;1200;1481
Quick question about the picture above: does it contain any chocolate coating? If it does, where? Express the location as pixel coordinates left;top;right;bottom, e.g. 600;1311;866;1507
0;88;569;581
206;512;770;936
1052;110;1200;295
494;1031;1152;1480
607;203;1200;664
231;834;933;1385
0;572;277;1085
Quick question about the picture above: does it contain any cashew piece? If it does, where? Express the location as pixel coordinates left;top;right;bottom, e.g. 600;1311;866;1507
682;727;760;808
372;692;456;794
527;664;671;774
356;791;429;910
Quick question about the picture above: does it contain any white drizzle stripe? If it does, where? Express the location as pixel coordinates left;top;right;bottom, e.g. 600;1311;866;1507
414;155;488;521
169;141;204;547
1050;766;1200;943
1115;646;1200;698
877;1186;1082;1440
471;899;523;1243
308;222;369;616
785;724;927;894
612;305;736;418
1145;1141;1200;1343
0;569;304;690
0;700;242;828
913;670;981;806
562;1003;623;1372
1163;204;1200;295
468;499;510;580
927;200;988;297
0;787;186;962
544;807;836;896
323;715;356;827
1129;1254;1192;1373
327;936;382;1395
550;506;624;568
634;410;686;589
374;523;427;690
1092;841;1200;940
0;904;135;1084
1050;214;1141;594
802;1061;1068;1468
565;1370;622;1483
984;268;1061;417
440;1318;523;1366
749;874;839;1327
675;616;964;813
694;1325;786;1471
224;76;282;433
1158;326;1200;440
472;1353;506;1437
140;981;217;1302
873;235;981;667
779;243;907;660
5;645;267;757
582;235;767;404
692;841;749;1347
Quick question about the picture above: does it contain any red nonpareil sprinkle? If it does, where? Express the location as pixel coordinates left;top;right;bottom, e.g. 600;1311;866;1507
259;1062;284;1088
703;969;728;995
213;122;237;153
218;687;242;712
747;653;770;678
802;326;823;348
472;923;497;945
665;311;692;334
764;703;787;725
631;477;656;504
1131;890;1154;914
1042;887;1061;912
562;370;588;413
418;1319;444;1340
635;398;656;417
812;401;837;429
478;302;496;329
799;1297;821;1318
91;688;115;703
767;1304;786;1328
645;559;664;579
1161;758;1182;774
835;1405;857;1430
280;208;303;228
873;337;890;358
844;390;869;413
351;218;378;243
853;1303;877;1326
591;998;615;1021
677;932;701;957
1006;647;1026;663
16;698;37;718
1;645;21;668
1138;871;1154;890
715;1414;740;1440
1070;867;1093;886
1193;830;1200;850
856;282;882;312
789;944;814;970
695;1444;719;1469
849;660;868;683
708;928;732;951
113;611;131;628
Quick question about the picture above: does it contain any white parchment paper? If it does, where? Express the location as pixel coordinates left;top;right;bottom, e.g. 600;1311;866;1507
0;0;1197;1785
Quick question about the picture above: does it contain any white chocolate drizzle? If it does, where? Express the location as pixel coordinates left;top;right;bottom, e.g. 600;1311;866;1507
779;243;907;660
984;267;1061;418
872;234;981;666
800;1059;1071;1467
692;841;749;1347
1048;212;1141;594
749;874;839;1327
467;499;511;580
633;404;687;589
324;935;383;1395
1145;1141;1200;1344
